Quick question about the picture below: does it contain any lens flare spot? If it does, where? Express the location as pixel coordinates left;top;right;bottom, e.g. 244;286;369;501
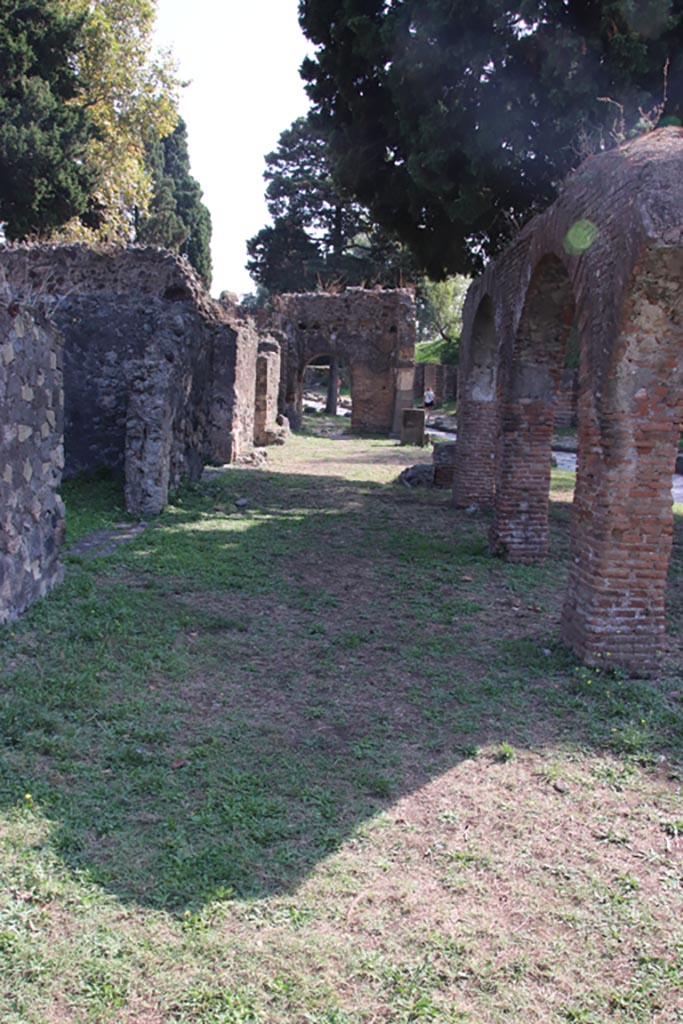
564;219;599;255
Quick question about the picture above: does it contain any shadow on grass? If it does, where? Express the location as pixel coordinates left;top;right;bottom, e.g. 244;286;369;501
1;464;682;913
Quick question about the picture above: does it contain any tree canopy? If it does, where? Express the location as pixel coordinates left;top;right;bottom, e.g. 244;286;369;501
137;118;213;287
246;114;416;292
416;274;469;364
0;0;97;239
299;0;683;277
0;0;214;264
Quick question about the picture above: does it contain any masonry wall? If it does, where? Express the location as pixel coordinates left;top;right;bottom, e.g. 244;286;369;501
254;339;282;447
0;296;65;623
208;315;260;465
554;369;579;429
0;245;257;515
273;289;416;434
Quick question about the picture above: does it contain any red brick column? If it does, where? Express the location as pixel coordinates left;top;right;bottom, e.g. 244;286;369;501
562;404;679;674
490;257;574;560
351;365;395;433
490;386;556;560
562;261;683;673
453;297;498;508
452;396;498;507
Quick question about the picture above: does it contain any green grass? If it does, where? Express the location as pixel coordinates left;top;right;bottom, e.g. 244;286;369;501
61;470;130;543
0;434;682;1023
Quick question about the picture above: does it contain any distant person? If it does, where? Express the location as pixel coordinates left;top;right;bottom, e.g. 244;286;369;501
424;387;435;409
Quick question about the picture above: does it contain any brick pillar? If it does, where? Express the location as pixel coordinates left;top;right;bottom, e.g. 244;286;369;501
413;363;425;400
490;257;574;559
254;340;281;446
352;364;395;433
452;395;498;507
489;367;557;561
453;297;498;508
562;398;680;674
561;259;683;674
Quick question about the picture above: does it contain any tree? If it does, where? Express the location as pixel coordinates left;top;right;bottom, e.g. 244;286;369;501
416;275;469;364
299;0;683;278
59;0;180;241
137;118;213;287
246;113;416;292
0;1;97;239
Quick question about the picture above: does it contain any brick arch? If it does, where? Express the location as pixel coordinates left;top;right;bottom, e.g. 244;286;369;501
562;248;683;672
454;127;683;672
491;254;576;561
453;294;498;507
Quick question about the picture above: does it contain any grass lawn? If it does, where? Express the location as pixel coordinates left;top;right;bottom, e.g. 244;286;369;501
1;418;682;1023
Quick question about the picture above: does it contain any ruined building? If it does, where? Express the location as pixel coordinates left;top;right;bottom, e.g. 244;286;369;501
454;127;683;673
0;245;277;516
273;288;416;434
0;245;284;623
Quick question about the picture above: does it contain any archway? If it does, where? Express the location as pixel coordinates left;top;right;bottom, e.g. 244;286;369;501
302;353;352;417
562;248;683;671
491;255;576;562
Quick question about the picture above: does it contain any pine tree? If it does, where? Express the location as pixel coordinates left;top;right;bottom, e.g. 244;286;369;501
299;0;683;277
137;118;213;287
246;114;415;292
0;0;96;239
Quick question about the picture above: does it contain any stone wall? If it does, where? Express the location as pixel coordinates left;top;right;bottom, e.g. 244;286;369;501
455;127;683;673
0;292;65;623
208;315;260;465
254;339;282;447
272;289;416;434
0;245;259;514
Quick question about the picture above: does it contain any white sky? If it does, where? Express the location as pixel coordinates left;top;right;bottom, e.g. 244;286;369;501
154;0;313;297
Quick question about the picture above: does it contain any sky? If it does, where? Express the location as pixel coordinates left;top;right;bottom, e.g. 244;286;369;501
154;0;313;297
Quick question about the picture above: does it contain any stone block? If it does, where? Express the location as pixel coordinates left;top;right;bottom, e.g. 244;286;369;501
401;408;426;446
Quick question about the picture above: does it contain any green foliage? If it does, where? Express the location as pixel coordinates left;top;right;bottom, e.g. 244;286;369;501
416;274;469;363
137;118;213;287
246;114;416;292
0;1;97;238
59;0;181;242
299;0;683;277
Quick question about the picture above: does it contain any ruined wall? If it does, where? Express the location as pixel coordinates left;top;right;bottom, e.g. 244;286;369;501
209;315;259;465
272;289;416;434
0;245;256;514
254;339;282;447
455;127;683;673
0;293;65;623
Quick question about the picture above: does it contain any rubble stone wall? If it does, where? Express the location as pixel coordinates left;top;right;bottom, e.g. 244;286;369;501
254;339;282;447
0;296;65;623
0;245;258;515
455;127;683;673
273;289;416;434
208;317;259;465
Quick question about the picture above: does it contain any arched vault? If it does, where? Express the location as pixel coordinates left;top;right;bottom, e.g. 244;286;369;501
455;127;683;675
